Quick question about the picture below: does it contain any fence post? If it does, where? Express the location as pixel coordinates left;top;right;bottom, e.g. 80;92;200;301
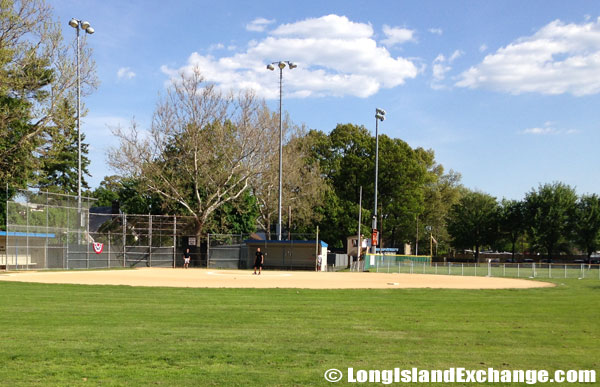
207;234;210;269
448;262;451;275
123;215;127;268
487;260;491;277
435;262;438;274
108;231;111;268
86;209;90;269
423;261;425;274
565;264;567;279
503;263;505;277
517;263;520;278
172;215;176;269
549;263;552;278
581;264;584;279
474;262;477;276
532;262;536;278
461;263;464;276
387;260;390;273
148;215;152;268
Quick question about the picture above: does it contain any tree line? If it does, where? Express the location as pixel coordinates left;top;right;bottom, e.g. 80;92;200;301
447;184;600;262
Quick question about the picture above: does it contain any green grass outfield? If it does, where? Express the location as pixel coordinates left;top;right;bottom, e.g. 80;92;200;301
0;277;598;386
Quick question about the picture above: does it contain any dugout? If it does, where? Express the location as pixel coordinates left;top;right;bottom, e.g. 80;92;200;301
0;231;56;269
244;240;328;271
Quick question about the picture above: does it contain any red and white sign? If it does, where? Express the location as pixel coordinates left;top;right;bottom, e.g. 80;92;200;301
371;230;379;246
93;242;104;254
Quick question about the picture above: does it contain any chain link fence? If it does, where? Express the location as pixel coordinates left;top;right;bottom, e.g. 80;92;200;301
1;189;201;270
367;260;600;280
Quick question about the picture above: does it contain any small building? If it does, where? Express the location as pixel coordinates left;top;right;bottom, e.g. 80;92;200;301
244;240;328;271
346;235;368;259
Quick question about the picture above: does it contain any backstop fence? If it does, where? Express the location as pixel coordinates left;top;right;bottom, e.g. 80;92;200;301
1;189;201;270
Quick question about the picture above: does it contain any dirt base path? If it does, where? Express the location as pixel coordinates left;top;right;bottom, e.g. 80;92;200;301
0;268;554;289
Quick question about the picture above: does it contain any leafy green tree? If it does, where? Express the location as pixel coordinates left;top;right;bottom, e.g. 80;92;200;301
573;194;600;261
305;124;443;249
524;182;577;260
420;167;464;255
306;124;374;247
497;199;526;260
447;191;498;261
91;175;122;207
377;137;431;247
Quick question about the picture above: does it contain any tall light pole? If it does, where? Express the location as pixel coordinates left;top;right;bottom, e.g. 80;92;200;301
266;61;297;241
68;18;94;212
371;108;385;254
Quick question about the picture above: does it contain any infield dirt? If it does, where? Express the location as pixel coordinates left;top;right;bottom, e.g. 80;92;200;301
0;268;554;289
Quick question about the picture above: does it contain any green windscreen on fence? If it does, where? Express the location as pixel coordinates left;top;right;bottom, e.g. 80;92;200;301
364;254;431;270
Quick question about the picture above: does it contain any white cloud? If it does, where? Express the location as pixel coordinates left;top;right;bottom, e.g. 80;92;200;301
429;28;443;35
457;17;600;96
522;127;555;135
381;25;416;46
520;122;579;135
449;49;463;62
430;50;463;89
479;44;488;53
161;14;418;99
246;18;275;32
208;43;224;51
272;14;372;39
117;67;135;80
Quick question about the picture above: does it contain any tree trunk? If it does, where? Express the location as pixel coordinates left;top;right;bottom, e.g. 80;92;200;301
511;239;516;261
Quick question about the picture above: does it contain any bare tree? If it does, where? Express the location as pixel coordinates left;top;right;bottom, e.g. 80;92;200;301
251;118;326;239
108;68;276;236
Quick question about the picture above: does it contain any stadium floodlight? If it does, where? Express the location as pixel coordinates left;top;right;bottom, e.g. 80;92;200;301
69;18;94;221
266;60;297;241
371;107;386;254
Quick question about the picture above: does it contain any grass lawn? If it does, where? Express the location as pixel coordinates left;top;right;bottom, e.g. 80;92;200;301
0;277;598;386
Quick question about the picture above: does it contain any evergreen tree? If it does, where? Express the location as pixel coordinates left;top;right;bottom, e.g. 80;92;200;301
36;99;91;194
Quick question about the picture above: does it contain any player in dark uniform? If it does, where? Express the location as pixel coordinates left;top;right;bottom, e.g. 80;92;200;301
253;247;264;275
183;248;191;269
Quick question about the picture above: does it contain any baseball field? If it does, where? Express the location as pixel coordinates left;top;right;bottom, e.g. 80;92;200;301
0;269;597;385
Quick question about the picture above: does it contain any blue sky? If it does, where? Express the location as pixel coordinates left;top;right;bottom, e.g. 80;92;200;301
52;0;600;200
